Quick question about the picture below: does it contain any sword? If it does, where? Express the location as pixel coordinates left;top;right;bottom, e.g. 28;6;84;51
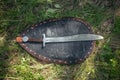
16;34;104;47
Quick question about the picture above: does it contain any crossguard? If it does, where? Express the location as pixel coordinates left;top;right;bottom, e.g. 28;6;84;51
42;34;46;47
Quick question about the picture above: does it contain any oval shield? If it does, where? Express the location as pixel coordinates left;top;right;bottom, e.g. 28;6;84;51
17;17;94;64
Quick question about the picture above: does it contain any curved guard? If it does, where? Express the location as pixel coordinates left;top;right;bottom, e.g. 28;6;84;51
17;17;95;65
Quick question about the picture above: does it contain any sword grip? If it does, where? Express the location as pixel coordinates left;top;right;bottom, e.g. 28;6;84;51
28;38;43;42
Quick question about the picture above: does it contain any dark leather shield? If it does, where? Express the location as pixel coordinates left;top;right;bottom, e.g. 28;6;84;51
18;17;94;65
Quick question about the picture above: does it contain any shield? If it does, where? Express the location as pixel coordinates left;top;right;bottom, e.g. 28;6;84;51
17;17;94;65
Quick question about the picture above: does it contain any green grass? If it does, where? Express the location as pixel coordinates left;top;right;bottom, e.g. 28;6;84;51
94;44;120;80
93;15;120;80
0;0;118;80
114;17;120;35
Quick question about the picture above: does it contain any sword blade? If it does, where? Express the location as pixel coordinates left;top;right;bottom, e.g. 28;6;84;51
45;34;104;43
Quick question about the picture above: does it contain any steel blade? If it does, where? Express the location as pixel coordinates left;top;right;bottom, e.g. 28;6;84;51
45;34;104;43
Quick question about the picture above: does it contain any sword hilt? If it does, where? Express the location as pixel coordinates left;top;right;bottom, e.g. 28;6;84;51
16;34;46;47
16;36;43;42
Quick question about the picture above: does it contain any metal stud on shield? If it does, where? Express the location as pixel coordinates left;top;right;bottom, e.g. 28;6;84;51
16;17;104;65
